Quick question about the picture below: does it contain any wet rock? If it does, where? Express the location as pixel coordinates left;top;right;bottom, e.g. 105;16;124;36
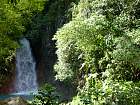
8;97;28;105
0;97;28;105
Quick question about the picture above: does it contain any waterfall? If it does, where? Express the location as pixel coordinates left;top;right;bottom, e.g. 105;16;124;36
15;38;38;93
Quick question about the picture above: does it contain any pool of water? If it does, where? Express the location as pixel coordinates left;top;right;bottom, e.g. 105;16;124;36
0;92;37;100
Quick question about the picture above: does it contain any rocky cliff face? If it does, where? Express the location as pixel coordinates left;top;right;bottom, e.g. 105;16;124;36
0;62;15;94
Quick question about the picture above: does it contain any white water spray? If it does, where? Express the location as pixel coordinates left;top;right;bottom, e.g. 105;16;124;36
15;38;38;93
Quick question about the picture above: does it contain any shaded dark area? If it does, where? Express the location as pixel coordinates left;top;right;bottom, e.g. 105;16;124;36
28;0;78;101
0;61;15;94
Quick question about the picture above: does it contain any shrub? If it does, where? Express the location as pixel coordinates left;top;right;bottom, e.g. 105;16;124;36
70;73;140;105
29;84;59;105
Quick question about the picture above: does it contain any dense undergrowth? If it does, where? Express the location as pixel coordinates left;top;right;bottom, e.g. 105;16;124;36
53;0;140;104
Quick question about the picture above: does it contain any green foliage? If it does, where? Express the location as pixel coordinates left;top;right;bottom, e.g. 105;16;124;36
70;74;140;105
54;40;81;81
53;0;140;104
54;0;140;81
54;4;114;81
26;14;49;41
0;0;46;84
108;34;140;80
30;84;59;105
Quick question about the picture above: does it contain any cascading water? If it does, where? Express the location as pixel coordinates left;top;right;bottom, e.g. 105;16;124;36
15;38;38;93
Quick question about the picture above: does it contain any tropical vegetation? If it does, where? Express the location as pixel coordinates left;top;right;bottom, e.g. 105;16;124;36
1;0;140;105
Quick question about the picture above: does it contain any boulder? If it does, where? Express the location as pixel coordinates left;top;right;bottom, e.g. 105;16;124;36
0;97;28;105
0;100;7;105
